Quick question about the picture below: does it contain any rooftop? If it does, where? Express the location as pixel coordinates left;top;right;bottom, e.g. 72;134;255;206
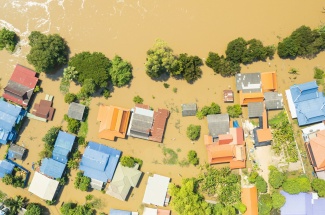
241;186;258;215
306;130;325;171
261;71;278;92
52;131;75;164
248;102;264;118
28;172;59;201
68;102;86;121
264;92;283;110
8;144;26;160
181;103;197;116
40;158;66;179
223;90;234;102
142;174;170;207
32;99;55;121
0;160;15;178
207;114;230;138
235;73;261;92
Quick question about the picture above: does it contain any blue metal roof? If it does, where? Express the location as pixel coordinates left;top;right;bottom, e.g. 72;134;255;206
290;81;319;103
0;160;15;178
54;131;75;151
52;147;69;164
313;198;325;214
79;141;121;182
110;209;131;215
40;158;65;179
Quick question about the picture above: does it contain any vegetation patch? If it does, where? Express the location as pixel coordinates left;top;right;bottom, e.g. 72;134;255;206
187;150;199;166
74;171;91;192
133;95;144;104
39;126;61;159
186;124;201;140
162;147;178;165
120;156;143;168
2;167;26;188
227;104;242;118
0;28;18;52
196;102;221;120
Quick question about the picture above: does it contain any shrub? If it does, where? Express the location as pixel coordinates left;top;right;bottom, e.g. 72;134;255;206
186;124;201;140
311;178;325;197
196;102;221;119
258;194;273;215
109;55;133;87
283;176;311;194
0;28;17;52
25;203;42;215
74;171;90;191
248;171;258;183
271;192;286;209
227;104;242;118
314;67;324;79
173;87;178;93
64;93;77;104
187;150;199;166
234;202;247;214
67;118;81;134
133;95;144;104
120;156;135;168
163;83;170;88
268;165;285;189
102;89;111;99
256;176;267;193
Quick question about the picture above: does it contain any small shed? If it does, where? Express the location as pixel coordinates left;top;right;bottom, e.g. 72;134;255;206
28;171;59;201
68;102;86;121
32;99;55;121
8;144;26;160
181;103;197;116
142;174;170;207
0;160;15;178
223;90;234;103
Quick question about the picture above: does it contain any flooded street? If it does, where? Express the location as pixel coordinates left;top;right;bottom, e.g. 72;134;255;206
1;0;325;214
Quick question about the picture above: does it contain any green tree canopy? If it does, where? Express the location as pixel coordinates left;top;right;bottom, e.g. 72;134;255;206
60;202;94;215
63;66;78;81
25;203;42;215
74;171;91;192
109;55;133;87
205;52;240;77
77;78;96;100
258;194;273;215
227;104;242;118
64;93;77;104
311;178;325;197
67;118;81;134
133;95;144;104
186;124;201;141
27;31;69;73
225;37;247;63
69;52;111;88
145;39;179;78
0;28;17;52
42;126;61;147
283;176;311;194
268;165;285;189
120;156;135;168
271;192;286;209
177;53;203;83
256;176;267;193
187;150;199;166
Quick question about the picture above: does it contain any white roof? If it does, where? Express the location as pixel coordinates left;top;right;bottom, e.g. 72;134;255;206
143;207;157;215
28;172;59;200
285;89;297;118
301;123;325;135
142;174;170;206
135;107;154;117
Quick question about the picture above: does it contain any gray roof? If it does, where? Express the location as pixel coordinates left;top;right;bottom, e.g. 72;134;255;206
90;178;104;190
235;73;261;93
8;144;26;160
67;102;86;121
207;114;230;137
248;102;264;118
181;103;197;116
264;92;284;110
130;113;153;135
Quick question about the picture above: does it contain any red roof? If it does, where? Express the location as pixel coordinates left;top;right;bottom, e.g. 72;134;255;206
11;64;38;88
149;108;169;143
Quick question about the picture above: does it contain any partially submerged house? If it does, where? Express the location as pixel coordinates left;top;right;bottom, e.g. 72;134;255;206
106;163;142;201
0;100;26;144
264;92;284;110
223;90;234;103
28;171;59;201
3;64;38;107
286;81;325;126
32;99;55;121
39;158;66;179
7;144;26;160
97;105;131;141
142;174;170;207
52;131;75;164
253;105;272;147
68;102;86;121
128;105;169;143
0;160;15;178
280;191;325;215
79;141;121;190
181;103;197;116
205;127;246;169
207;114;230;139
143;207;171;215
241;186;258;215
248;102;264;118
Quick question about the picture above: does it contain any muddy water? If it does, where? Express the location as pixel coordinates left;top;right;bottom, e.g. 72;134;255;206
1;0;325;214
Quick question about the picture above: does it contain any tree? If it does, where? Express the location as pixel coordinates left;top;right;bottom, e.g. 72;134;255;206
42;126;61;146
74;171;90;191
133;95;144;104
177;54;203;83
242;39;275;64
196;102;221;119
77;78;96;100
0;28;17;52
25;203;42;215
69;52;111;88
67;160;79;170
187;150;199;166
4;195;27;215
312;178;325;197
67;118;81;134
63;66;78;81
186;125;201;140
282;176;311;194
227;104;242;118
2;174;14;185
256;176;267;193
258;194;273;215
234;202;247;214
205;52;240;77
271;192;286;209
120;156;135;168
109;55;133;87
248;171;258;183
268;166;285;189
145;39;179;78
27;31;69;73
225;37;247;63
64;93;77;104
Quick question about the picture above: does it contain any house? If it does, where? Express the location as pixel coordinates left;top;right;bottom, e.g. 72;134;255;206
286;81;325;126
241;186;258;215
280;191;325;215
28;172;59;201
248;102;264;118
143;207;171;215
7;144;26;160
264;92;283;110
97;105;131;141
128;105;169;143
3;64;38;107
223;90;234;103
253;106;272;147
68;102;86;121
207;114;230;139
0;100;26;144
106;163;142;201
52;131;75;164
305;130;325;172
302;122;325;143
39;158;66;179
0;160;15;178
181;103;197;116
79;141;121;189
142;174;170;207
32;99;55;121
109;209;138;215
205;127;246;169
261;71;278;92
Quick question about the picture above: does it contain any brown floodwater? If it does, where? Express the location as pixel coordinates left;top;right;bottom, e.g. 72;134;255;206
1;0;325;214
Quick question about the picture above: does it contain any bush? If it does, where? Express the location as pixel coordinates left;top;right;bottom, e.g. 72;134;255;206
102;89;111;99
186;124;201;140
74;171;91;191
187;150;199;166
314;67;324;79
268;165;285;189
227;104;242;118
77;78;96;100
163;83;170;88
256;176;267;193
196;102;221;119
234;202;247;214
120;156;135;168
258;194;273;215
133;95;144;104
25;203;42;215
311;178;325;197
283;176;311;194
109;55;133;87
64;93;77;104
272;192;286;209
67;118;81;134
0;28;17;52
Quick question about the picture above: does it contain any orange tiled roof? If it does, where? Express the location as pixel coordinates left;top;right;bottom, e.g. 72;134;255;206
261;71;278;92
97;105;131;141
239;91;264;106
256;129;272;142
242;186;258;215
308;130;325;171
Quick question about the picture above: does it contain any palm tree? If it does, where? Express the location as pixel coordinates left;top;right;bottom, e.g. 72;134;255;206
4;195;27;215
